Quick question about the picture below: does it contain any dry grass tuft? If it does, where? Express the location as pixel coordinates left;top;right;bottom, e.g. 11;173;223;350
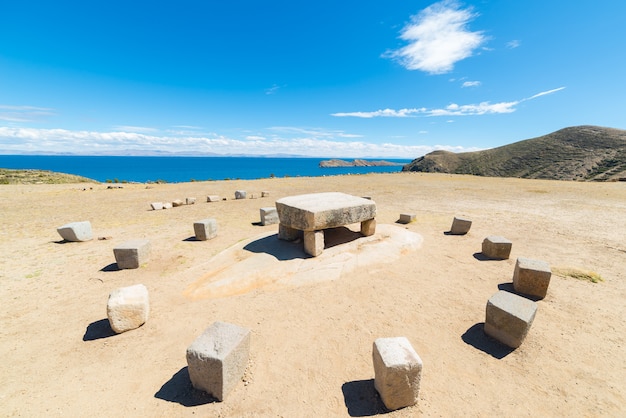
553;267;604;283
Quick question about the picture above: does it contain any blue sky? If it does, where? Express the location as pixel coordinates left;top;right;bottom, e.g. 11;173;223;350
1;1;625;158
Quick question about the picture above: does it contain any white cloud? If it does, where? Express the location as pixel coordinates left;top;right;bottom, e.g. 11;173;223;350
265;84;282;95
0;125;479;159
0;105;55;123
462;81;481;88
245;135;266;141
507;40;521;49
332;87;566;118
113;125;159;133
386;0;487;74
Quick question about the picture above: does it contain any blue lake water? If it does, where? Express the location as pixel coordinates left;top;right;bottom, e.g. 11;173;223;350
0;155;411;183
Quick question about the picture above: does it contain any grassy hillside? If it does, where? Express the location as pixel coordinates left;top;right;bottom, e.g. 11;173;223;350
0;169;98;184
402;126;626;181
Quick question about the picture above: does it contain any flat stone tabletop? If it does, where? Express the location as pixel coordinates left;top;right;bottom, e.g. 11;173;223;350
275;192;376;231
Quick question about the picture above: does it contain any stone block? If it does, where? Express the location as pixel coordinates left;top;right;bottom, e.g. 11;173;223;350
107;284;149;333
449;216;472;235
163;202;173;209
194;218;218;241
235;190;247;200
172;199;184;207
482;235;512;259
278;224;301;241
207;195;221;202
304;230;324;257
186;321;251;402
398;213;416;224
260;207;279;226
361;218;376;236
513;257;552;299
150;202;164;210
57;221;93;242
484;290;538;348
275;192;376;231
113;239;151;269
261;191;270;198
373;337;422;411
186;197;196;205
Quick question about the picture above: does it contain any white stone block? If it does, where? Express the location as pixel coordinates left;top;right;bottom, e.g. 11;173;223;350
513;257;552;299
150;202;164;210
107;284;149;333
113;239;151;269
482;235;512;259
260;207;278;226
186;197;196;205
485;290;538;348
235;190;247;200
449;216;472;235
186;321;251;401
57;221;93;242
373;337;422;411
398;213;416;224
163;202;173;209
207;195;221;202
194;218;218;241
172;199;184;207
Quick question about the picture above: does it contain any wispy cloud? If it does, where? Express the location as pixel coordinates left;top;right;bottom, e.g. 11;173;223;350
0;105;56;123
507;40;521;49
331;87;566;118
113;125;159;133
385;0;487;74
0;125;478;158
462;81;481;88
265;84;282;95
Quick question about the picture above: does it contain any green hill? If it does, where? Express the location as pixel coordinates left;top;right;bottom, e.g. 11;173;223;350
402;125;626;181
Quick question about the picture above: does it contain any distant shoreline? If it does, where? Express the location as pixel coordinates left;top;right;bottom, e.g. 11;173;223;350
319;158;405;168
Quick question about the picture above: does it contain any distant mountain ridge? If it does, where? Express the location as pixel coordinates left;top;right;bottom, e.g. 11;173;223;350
402;126;626;181
319;159;403;168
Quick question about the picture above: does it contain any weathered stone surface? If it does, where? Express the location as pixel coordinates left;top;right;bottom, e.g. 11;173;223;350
107;284;149;333
398;213;416;224
235;190;247;200
186;321;251;402
113;239;151;269
57;221;93;242
150;202;164;210
278;224;302;241
482;235;512;259
450;217;472;235
484;290;537;348
513;257;552;299
275;192;376;231
172;199;184;207
373;337;422;411
304;230;324;257
207;195;221;202
194;218;218;241
186;197;196;205
260;207;279;226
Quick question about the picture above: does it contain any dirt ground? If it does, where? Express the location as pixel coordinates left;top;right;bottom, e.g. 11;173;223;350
0;172;624;417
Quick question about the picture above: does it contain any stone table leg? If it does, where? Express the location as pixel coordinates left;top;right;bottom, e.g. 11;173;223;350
304;230;324;257
361;218;376;236
278;224;300;241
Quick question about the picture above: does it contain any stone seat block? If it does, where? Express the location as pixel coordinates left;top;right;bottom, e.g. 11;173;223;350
186;321;251;402
163;202;173;209
235;190;247;200
107;284;149;333
484;290;538;348
276;192;376;231
513;257;552;299
398;213;416;224
113;239;151;269
449;216;472;235
57;221;93;242
260;207;279;226
150;202;164;210
194;218;218;241
261;191;270;197
373;337;422;411
482;235;512;259
172;199;184;207
207;195;221;202
186;197;196;205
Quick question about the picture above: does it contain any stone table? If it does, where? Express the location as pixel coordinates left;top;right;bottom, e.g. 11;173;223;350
275;192;376;256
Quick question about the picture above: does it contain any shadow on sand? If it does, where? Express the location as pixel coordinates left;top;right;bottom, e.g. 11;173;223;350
341;379;389;416
155;367;217;407
461;323;514;359
100;263;120;272
83;319;116;341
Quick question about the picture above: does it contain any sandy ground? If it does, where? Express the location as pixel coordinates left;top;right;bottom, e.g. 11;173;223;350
0;172;624;417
